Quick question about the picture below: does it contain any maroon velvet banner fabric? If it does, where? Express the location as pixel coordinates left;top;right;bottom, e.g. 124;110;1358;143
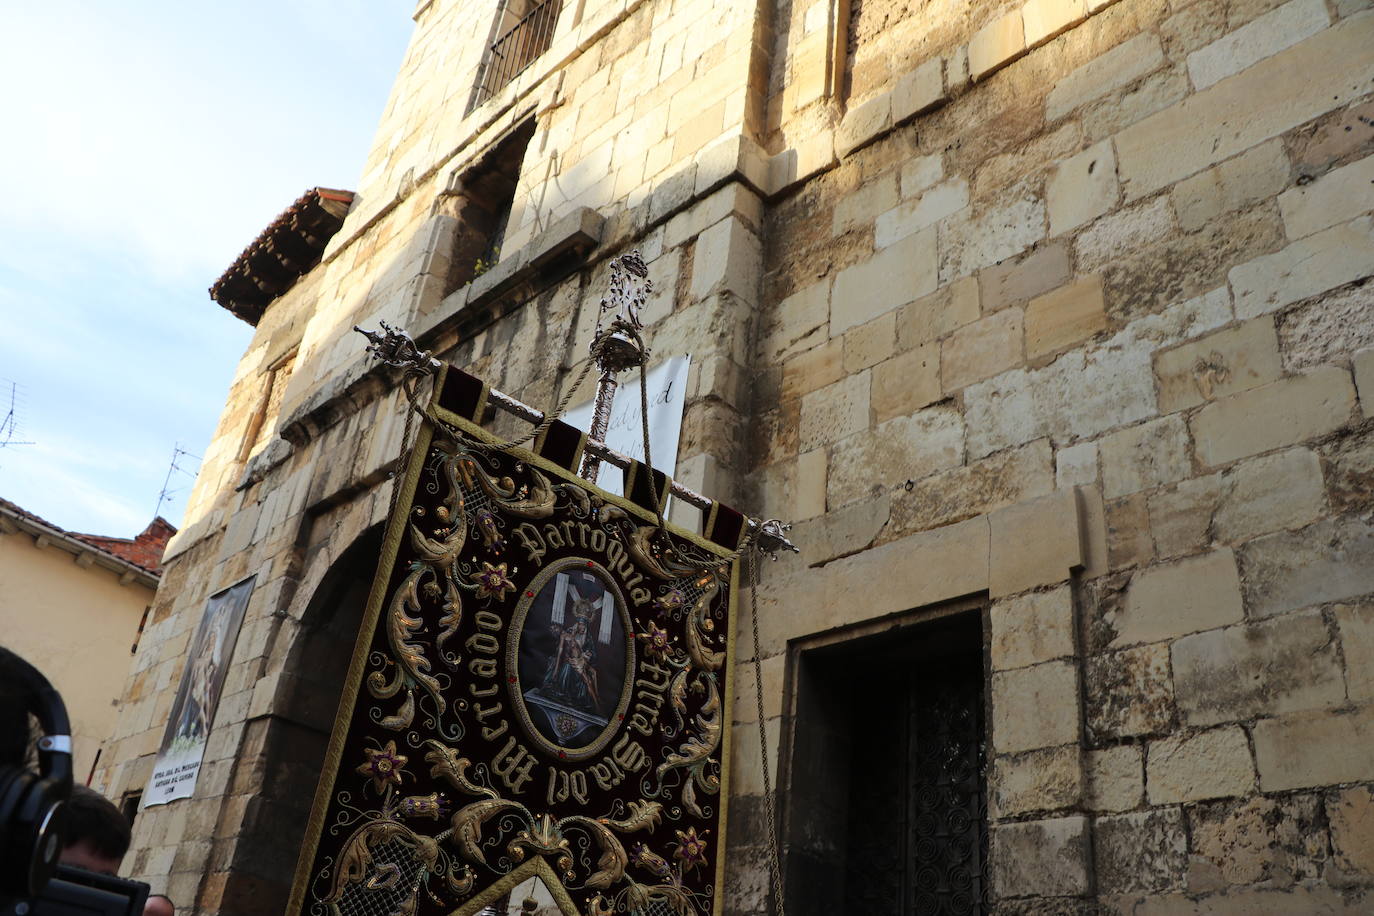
294;417;736;916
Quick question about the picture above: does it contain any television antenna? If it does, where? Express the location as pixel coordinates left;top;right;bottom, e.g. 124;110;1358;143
0;380;35;450
153;443;201;520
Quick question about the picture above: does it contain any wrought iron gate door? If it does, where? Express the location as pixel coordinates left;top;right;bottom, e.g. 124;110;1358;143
842;646;988;915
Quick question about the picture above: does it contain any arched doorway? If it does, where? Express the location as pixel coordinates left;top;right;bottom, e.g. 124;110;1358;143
213;523;384;912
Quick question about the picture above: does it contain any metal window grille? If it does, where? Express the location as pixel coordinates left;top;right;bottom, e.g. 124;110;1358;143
471;0;562;111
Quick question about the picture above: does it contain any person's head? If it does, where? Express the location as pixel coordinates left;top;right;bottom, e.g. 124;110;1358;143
58;785;130;875
144;893;175;916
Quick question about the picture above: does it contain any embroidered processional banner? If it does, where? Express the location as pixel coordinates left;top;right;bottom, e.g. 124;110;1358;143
289;367;741;916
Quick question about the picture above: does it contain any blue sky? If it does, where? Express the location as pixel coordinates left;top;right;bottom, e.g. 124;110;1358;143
0;1;414;536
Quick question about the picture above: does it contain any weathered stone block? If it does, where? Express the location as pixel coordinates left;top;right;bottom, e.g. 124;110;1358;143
1322;426;1374;514
1212;447;1326;543
1115;14;1374;200
941;308;1025;392
798;371;870;451
989;489;1084;597
875;179;969;247
832;172;898;237
1099;415;1192;499
1046;33;1166;122
1188;793;1327;889
1047;141;1118;237
1238;515;1374;618
891;438;1054;536
1146;726;1254;804
991;816;1090;899
892;58;946;124
1025;275;1107;361
1085;642;1174;740
993;744;1083;817
1022;0;1086;47
991;583;1075;671
1095;808;1188;895
842;312;896;373
992;660;1080;753
1279;151;1374;240
969;10;1026;82
1328;786;1374;876
1056;441;1098;488
1187;0;1329;91
835;93;892;158
794;493;890;566
1357;347;1374;417
690;215;760;303
1252;704;1374;791
1154;317;1283;414
980;241;1071;313
967;289;1230;458
900;154;944;199
939;196;1045;284
1172;610;1346;726
794;448;826;520
1336;602;1374;702
1172;139;1292;233
781;338;841;404
1086;745;1144;812
1280;284;1374;377
1230;217;1374;319
896;277;980;349
1111;549;1243;648
757;515;989;655
831;227;938;334
768;129;836;196
1076;197;1176;271
1191;365;1356;467
826;406;965;508
761;279;830;363
870;342;940;423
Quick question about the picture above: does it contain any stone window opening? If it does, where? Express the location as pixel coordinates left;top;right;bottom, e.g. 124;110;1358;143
440;119;537;294
468;0;564;112
781;602;989;915
238;349;297;463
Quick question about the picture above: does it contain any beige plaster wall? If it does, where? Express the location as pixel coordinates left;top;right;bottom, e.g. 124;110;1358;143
0;530;153;781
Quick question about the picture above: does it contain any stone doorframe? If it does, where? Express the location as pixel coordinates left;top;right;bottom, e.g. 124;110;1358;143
754;485;1108;909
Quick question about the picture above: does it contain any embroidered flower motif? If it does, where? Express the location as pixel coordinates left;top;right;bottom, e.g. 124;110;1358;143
398;792;450;821
636;623;673;660
671;827;709;871
474;561;515;600
629;843;671;878
653;589;685;614
357;740;408;793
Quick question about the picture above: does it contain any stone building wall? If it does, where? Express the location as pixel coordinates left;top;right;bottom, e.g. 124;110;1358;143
95;0;1374;909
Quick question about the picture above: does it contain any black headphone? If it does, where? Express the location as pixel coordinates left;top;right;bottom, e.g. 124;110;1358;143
0;646;73;900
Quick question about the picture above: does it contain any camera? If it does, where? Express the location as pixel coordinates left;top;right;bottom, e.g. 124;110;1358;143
5;866;149;916
0;648;150;915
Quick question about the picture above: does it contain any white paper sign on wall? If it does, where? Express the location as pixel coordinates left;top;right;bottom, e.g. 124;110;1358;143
562;355;691;498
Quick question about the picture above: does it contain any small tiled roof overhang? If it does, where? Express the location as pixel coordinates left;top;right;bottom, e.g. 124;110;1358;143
0;498;174;586
209;188;354;325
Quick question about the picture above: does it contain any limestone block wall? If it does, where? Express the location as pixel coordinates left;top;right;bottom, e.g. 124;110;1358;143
734;0;1374;909
93;0;775;897
95;0;1374;908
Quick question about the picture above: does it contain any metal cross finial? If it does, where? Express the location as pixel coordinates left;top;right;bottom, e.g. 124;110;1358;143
354;320;442;373
579;251;653;481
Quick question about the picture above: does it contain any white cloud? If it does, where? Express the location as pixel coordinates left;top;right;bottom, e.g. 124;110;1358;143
0;0;412;534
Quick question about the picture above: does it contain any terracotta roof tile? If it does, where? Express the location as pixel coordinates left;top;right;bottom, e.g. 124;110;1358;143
210;188;354;325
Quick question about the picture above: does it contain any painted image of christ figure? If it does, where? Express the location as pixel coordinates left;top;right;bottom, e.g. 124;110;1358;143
542;590;601;711
515;564;630;751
